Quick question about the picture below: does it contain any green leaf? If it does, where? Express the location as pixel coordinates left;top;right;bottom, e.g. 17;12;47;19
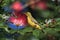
33;29;40;38
0;23;4;27
0;38;6;40
18;27;33;35
55;18;60;25
44;28;59;36
8;29;17;34
37;10;54;18
0;22;5;28
17;32;33;40
30;36;39;40
54;26;60;31
55;18;60;22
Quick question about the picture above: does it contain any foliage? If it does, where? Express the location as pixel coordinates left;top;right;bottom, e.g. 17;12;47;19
0;0;60;40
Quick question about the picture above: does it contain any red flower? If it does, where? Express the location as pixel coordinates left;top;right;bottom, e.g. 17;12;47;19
37;2;47;10
11;1;23;11
9;13;27;26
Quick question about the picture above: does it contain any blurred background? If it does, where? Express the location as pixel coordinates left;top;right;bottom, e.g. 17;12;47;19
0;0;60;40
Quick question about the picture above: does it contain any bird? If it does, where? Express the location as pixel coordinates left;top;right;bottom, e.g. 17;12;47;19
25;12;41;29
